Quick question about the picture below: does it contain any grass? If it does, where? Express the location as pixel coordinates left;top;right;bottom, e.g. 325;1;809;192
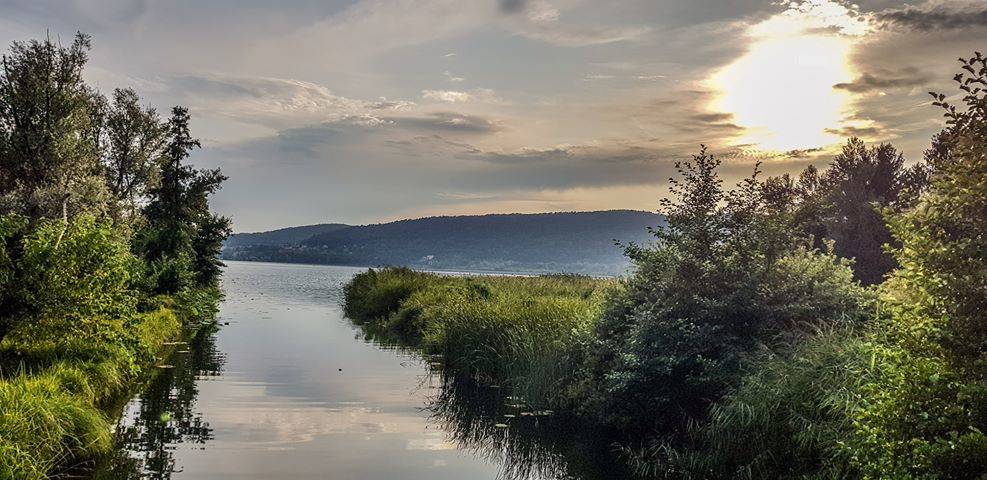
343;267;609;407
0;289;221;480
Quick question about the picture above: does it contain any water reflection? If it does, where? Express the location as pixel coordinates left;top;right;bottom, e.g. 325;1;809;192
424;373;628;480
80;262;625;480
88;324;225;479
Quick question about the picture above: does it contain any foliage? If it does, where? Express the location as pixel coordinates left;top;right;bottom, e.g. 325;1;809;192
0;33;109;220
0;32;229;479
135;106;231;292
97;87;168;223
577;148;869;438
832;52;987;479
343;267;435;322
649;328;870;480
770;139;928;285
0;214;137;344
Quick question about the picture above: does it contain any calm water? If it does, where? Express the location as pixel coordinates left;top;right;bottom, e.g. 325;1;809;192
85;261;623;480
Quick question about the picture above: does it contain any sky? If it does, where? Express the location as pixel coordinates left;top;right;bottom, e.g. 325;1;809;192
1;0;985;232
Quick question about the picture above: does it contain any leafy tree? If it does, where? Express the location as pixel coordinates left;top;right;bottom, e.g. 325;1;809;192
890;52;987;364
98;88;167;222
0;33;108;220
775;139;929;285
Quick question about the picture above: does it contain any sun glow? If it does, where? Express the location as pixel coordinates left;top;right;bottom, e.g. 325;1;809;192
710;1;868;153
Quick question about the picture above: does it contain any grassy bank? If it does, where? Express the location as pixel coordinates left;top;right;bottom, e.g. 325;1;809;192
0;288;221;480
344;268;609;405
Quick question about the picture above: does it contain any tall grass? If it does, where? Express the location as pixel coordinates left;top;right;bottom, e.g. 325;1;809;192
0;292;218;479
343;267;608;407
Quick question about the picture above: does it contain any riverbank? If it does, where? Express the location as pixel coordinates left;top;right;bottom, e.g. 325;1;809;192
0;288;222;480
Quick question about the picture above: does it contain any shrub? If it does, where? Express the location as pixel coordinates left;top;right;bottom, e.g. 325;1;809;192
343;268;608;407
343;267;435;322
655;328;870;479
578;151;870;439
0;214;138;344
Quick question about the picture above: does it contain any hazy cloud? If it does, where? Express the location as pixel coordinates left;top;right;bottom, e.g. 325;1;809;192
421;88;500;104
873;3;987;31
824;125;884;138
393;112;503;134
0;0;977;230
170;74;414;132
833;68;932;93
497;0;527;14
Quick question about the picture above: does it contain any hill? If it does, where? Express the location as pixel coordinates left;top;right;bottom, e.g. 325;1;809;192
221;210;663;275
223;223;350;248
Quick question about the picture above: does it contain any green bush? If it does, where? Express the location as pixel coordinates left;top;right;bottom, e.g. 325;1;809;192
577;151;870;439
654;328;870;479
0;214;138;344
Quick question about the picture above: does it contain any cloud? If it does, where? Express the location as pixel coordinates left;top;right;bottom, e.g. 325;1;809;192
833;68;932;93
497;0;527;14
503;0;650;46
170;74;414;131
393;112;503;134
873;3;987;31
421;88;499;103
443;70;465;82
824;125;884;138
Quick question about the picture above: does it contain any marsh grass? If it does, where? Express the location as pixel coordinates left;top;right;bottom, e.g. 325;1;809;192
344;267;608;408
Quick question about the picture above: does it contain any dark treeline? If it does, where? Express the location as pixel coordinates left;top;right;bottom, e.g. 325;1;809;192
344;53;987;479
0;33;229;478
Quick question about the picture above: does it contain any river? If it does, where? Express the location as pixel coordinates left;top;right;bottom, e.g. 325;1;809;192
84;261;624;480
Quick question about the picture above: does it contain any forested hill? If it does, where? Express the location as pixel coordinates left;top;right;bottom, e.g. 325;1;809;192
221;210;664;275
224;223;350;247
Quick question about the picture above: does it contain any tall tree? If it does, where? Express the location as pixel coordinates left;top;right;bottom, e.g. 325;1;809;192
0;32;106;220
100;88;167;221
138;106;230;291
783;139;928;285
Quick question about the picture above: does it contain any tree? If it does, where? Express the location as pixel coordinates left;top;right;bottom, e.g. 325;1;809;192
137;106;230;292
891;52;987;363
100;88;167;222
783;139;929;285
580;147;867;439
0;32;107;220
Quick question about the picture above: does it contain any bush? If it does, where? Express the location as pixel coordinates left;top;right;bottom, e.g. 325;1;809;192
577;151;870;439
0;214;138;344
343;267;435;323
654;328;870;479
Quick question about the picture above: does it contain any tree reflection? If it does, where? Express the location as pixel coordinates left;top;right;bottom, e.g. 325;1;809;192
87;324;225;480
425;373;629;480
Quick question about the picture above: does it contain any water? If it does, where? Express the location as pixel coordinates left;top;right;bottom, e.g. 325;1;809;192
85;261;623;480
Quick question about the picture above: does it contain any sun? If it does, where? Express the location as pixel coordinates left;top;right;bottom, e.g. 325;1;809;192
709;1;867;153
